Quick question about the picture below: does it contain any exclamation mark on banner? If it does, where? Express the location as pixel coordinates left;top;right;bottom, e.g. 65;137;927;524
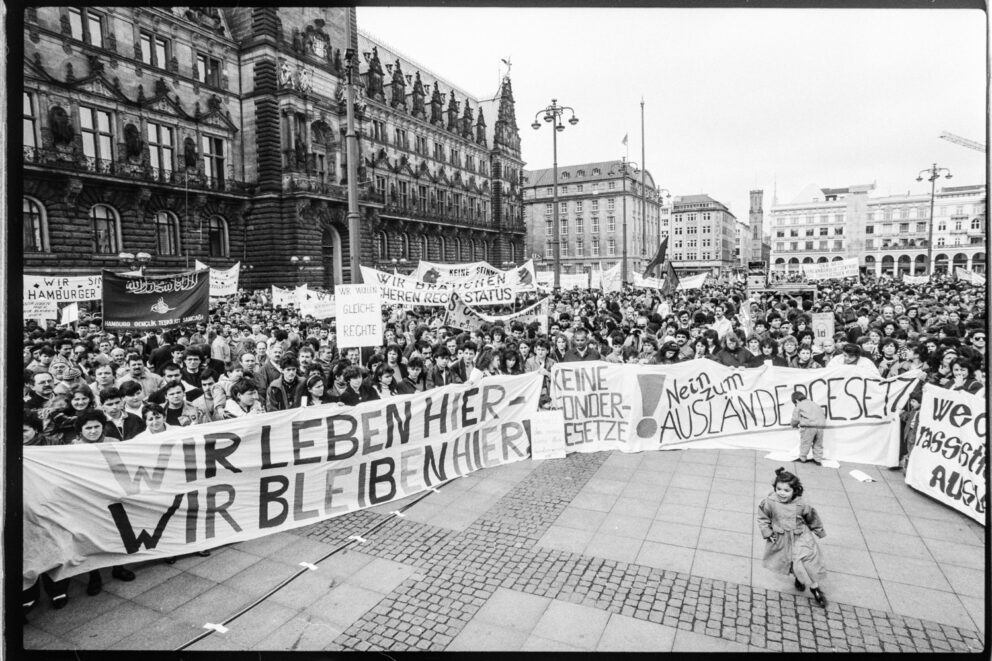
635;374;666;439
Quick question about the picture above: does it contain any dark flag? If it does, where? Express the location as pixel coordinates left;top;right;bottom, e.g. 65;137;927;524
102;269;210;333
642;236;669;279
660;260;680;297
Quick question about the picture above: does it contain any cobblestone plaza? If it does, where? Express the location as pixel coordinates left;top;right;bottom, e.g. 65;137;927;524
23;448;986;652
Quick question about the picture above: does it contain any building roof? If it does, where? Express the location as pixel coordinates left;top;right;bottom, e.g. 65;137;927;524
358;30;511;149
524;161;657;191
672;194;736;220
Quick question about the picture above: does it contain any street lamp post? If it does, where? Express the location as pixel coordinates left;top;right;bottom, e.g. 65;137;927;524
532;100;579;291
118;251;152;276
344;45;362;284
916;163;952;276
290;255;312;285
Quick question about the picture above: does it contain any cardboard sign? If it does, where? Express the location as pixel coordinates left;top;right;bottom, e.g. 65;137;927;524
336;284;383;348
810;312;835;348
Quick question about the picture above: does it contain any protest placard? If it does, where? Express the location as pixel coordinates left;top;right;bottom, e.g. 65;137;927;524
24;273;102;303
195;260;241;297
336;283;383;348
905;384;986;524
271;285;296;308
810;312;835;348
25;299;59;323
23;374;543;587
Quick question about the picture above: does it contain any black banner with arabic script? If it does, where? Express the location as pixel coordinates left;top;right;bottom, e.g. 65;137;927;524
101;270;209;332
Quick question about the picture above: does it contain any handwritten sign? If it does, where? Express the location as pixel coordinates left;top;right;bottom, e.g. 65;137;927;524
24;274;103;302
336;284;383;348
905;384;986;524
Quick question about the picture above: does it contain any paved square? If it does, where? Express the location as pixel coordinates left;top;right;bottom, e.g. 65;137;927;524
22;449;986;653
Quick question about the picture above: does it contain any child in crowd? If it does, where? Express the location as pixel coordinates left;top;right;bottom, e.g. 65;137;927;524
757;467;828;607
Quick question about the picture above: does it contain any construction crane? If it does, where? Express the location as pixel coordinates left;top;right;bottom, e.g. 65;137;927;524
939;131;986;152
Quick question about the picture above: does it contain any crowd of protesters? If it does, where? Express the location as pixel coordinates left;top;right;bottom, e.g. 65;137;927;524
21;270;987;612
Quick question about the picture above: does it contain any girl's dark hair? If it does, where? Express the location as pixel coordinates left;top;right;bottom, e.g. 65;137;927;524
772;467;803;497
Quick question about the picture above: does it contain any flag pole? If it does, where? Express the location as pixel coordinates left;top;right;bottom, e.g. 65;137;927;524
640;97;646;265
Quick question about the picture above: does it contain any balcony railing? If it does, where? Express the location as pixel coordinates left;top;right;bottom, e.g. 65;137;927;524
24;147;252;193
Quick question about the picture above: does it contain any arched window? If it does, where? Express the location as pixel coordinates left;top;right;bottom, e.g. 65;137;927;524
23;197;48;252
154;210;181;256
817;257;828;263
971;217;982;230
913;255;926;274
401;233;410;259
377;232;388;260
419;234;428;260
208;216;229;257
455;238;463;261
90;204;120;254
439;235;447;261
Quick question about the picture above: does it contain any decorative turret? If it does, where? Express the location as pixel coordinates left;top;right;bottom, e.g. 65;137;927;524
389;58;406;109
446;90;459;132
411;71;426;119
493;76;520;153
475;107;487;146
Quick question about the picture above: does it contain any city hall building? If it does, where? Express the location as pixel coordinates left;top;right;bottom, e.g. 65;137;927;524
21;7;525;289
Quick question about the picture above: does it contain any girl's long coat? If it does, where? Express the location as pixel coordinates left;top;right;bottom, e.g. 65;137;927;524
757;493;827;580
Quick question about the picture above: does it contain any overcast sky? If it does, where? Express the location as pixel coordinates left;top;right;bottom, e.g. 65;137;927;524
357;7;987;226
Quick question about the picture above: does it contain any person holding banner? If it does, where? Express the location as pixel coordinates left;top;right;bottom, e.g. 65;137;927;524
944;359;983;395
70;409;138;593
223;379;266;418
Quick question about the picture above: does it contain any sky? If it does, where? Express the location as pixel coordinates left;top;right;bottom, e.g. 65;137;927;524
357;6;987;229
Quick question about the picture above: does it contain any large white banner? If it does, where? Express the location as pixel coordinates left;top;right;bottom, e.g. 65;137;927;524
955;267;987;286
336;284;383;348
801;258;860;281
600;263;622;292
361;265;533;306
299;289;336;319
559;272;590;289
905;384;986;524
550;360;921;464
195;260;241;297
25;273;103;303
23;375;543;588
678;273;708;290
902;274;929;285
412;260;499;282
630;272;664;289
445;294;550;333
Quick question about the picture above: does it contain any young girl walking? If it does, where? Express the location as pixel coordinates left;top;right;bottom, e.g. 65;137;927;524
757;467;828;606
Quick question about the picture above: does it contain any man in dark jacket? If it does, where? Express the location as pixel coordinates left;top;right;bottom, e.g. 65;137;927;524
100;386;145;441
266;356;301;412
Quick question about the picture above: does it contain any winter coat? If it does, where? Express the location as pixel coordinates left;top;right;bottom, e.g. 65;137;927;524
757;493;827;580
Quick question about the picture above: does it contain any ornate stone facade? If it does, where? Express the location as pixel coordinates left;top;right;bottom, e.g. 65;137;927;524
22;7;526;290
